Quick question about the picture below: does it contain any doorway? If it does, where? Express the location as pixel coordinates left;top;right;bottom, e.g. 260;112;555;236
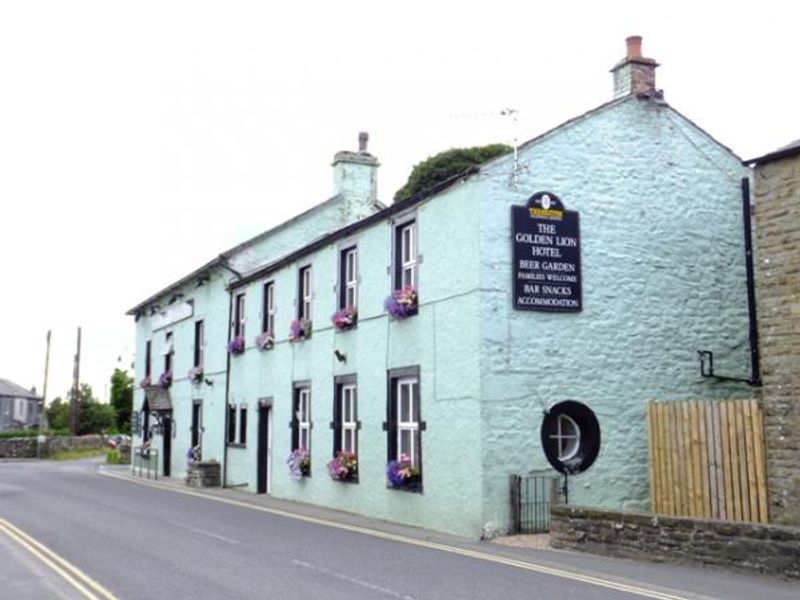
162;412;172;477
257;402;272;494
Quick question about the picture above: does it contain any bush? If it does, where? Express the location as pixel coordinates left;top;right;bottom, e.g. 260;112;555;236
105;450;123;465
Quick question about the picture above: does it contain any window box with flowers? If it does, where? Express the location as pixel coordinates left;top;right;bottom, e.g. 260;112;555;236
255;330;275;351
228;335;245;356
384;285;418;319
158;370;172;389
286;448;310;480
327;451;358;482
139;375;151;389
188;366;204;385
289;319;312;342
331;306;357;331
386;453;421;492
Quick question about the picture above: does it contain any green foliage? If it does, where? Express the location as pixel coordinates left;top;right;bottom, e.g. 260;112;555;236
393;143;512;202
109;369;133;434
49;448;107;461
49;384;115;435
46;397;70;431
0;429;39;439
105;450;123;464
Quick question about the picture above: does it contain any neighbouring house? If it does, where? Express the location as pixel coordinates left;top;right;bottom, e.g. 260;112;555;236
127;37;753;537
0;379;41;431
748;139;800;524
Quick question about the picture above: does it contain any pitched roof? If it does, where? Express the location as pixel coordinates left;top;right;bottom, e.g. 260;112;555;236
746;139;800;166
0;379;41;400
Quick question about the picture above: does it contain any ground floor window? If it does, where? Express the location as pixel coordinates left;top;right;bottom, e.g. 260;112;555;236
292;384;311;452
386;367;424;490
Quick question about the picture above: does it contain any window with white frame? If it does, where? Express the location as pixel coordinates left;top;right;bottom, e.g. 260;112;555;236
292;385;311;452
340;247;358;310
550;414;580;461
386;367;424;490
332;376;358;461
194;320;204;368
262;281;275;334
396;377;419;465
396;220;417;289
234;293;246;338
298;266;312;321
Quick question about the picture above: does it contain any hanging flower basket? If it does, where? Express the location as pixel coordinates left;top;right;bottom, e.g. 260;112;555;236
186;445;201;463
187;366;204;385
228;335;245;355
286;448;310;480
289;319;312;342
158;370;172;389
384;285;418;319
255;330;275;351
386;453;421;488
327;451;358;481
331;306;357;331
139;375;151;389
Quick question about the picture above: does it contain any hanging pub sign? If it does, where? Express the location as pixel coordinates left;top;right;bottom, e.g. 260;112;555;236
512;191;581;312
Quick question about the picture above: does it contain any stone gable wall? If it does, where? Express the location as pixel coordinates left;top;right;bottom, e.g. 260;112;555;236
754;155;800;524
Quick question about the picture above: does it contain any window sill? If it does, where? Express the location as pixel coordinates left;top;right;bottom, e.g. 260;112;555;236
226;443;247;449
387;481;423;494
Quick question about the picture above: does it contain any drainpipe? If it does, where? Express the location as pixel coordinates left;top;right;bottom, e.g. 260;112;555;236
218;256;242;488
741;178;762;386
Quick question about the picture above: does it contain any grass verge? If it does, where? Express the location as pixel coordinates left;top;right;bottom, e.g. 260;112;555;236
48;448;108;461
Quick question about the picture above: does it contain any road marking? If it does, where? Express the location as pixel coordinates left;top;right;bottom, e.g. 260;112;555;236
0;518;119;600
173;521;242;545
292;559;420;600
101;470;694;600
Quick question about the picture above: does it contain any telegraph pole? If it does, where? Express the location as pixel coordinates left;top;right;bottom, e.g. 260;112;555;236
70;327;81;436
41;330;51;431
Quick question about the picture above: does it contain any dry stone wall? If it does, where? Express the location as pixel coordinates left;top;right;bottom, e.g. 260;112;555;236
0;435;105;458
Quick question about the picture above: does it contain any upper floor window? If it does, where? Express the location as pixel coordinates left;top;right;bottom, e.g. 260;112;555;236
145;340;152;378
234;293;246;339
163;332;174;374
396;220;417;289
298;266;312;321
262;282;275;334
194;320;204;368
340;247;358;310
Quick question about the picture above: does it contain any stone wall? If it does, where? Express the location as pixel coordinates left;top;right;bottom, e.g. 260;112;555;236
754;154;800;524
0;435;106;459
550;505;800;580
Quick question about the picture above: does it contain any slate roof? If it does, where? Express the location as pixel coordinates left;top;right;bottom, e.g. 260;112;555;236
0;379;41;400
746;139;800;166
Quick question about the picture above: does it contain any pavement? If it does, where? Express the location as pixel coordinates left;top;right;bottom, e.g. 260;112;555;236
0;458;798;600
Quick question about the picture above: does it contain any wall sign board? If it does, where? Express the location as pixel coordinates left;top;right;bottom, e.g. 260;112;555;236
512;192;581;312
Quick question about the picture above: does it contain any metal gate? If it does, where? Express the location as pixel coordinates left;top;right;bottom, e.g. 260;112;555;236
509;471;566;534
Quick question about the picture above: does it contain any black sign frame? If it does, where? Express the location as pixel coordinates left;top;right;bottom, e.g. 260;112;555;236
511;191;582;312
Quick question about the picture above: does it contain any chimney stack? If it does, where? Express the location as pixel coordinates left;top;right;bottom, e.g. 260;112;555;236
611;35;660;99
333;132;380;219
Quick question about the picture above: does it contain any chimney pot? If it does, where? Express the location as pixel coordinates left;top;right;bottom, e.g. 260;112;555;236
358;131;369;153
626;36;642;59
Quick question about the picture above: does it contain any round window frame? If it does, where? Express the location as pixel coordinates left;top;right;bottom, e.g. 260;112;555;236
540;400;601;475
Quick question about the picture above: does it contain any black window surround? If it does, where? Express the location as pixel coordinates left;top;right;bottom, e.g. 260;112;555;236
193;320;204;368
338;245;358;311
384;366;425;493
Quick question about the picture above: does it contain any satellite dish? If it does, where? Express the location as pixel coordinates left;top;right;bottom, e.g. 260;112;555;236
540;400;601;475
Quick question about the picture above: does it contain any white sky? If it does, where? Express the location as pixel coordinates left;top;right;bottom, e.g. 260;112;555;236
1;1;796;404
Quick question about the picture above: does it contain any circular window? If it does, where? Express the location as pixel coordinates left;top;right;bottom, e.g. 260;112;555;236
540;400;601;474
551;414;580;461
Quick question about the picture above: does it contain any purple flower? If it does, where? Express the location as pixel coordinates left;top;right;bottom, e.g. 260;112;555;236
384;285;418;319
386;452;419;487
187;365;204;383
158;370;172;389
286;448;310;481
228;335;245;355
331;307;357;330
255;330;274;351
139;375;151;388
289;319;312;342
327;451;358;480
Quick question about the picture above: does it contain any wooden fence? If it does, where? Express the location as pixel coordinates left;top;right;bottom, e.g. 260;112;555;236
647;399;768;523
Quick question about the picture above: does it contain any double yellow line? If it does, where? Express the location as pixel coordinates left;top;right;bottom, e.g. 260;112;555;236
0;518;118;600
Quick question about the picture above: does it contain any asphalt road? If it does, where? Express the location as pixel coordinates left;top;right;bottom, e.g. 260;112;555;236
0;459;796;600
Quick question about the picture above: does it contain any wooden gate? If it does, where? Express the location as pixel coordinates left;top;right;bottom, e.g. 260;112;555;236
647;399;768;523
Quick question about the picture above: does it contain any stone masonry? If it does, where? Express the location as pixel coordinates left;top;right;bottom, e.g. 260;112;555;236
753;148;800;524
550;505;800;580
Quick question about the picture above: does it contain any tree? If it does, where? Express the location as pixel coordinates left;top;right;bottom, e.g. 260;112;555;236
109;369;133;434
61;383;115;435
393;143;512;202
46;397;69;432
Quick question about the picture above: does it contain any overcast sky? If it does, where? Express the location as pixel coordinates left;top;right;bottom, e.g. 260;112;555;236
0;1;796;404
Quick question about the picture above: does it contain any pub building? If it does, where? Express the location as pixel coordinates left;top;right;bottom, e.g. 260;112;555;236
128;37;753;537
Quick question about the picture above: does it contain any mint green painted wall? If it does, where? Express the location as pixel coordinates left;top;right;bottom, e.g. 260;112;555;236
476;97;753;529
223;182;485;535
